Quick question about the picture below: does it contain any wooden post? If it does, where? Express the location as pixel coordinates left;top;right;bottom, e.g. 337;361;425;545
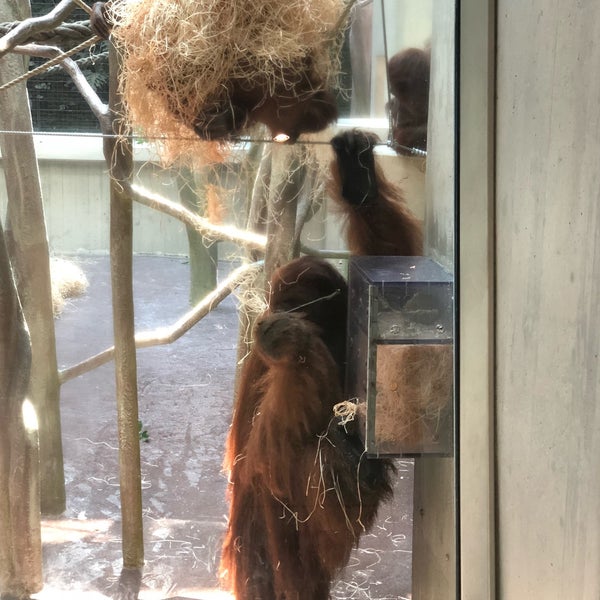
0;0;65;516
263;143;305;281
178;168;218;305
234;142;303;399
234;143;272;377
0;220;43;597
104;43;144;571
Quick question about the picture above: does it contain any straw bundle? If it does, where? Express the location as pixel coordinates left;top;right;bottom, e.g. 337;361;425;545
374;343;453;452
50;257;89;316
109;0;348;163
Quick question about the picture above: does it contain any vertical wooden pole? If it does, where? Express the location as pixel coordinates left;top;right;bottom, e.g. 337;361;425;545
0;220;43;597
233;144;271;399
0;0;65;517
178;168;218;305
234;142;303;398
263;144;304;281
246;143;272;261
104;43;144;570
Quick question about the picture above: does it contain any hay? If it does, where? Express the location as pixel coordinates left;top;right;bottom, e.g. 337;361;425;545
50;257;89;316
374;343;453;454
109;0;349;164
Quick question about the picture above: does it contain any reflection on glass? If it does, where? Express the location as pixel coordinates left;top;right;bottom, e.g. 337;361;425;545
337;1;456;599
1;1;455;597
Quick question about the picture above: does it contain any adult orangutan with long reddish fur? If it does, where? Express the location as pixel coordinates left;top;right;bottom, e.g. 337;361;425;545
221;257;394;599
222;256;349;480
90;2;338;143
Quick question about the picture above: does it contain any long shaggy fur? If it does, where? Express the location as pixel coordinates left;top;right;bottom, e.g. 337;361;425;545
221;127;420;598
329;129;423;256
221;258;394;599
223;256;348;477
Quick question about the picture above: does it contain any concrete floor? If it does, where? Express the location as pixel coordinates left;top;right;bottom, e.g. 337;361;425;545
32;255;413;600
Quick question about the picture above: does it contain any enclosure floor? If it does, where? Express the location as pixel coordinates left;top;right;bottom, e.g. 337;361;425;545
31;255;413;600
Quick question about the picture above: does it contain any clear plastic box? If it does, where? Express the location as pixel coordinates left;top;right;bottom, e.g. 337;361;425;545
346;256;454;456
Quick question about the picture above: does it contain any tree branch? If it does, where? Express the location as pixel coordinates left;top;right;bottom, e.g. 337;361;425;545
12;42;109;124
58;260;263;384
125;182;268;253
0;0;79;58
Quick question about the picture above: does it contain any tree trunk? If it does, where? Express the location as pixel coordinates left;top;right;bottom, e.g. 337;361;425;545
0;220;43;598
178;168;218;305
263;144;304;280
235;143;271;361
0;0;65;516
104;43;144;573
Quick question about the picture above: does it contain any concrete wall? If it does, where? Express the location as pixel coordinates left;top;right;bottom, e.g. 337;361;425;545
0;130;426;258
495;2;600;597
0;137;188;256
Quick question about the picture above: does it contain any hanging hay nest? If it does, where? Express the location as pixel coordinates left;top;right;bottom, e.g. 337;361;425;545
108;0;351;164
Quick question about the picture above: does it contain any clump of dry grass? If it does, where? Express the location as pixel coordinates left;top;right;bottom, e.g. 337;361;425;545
108;0;349;164
334;345;453;455
375;343;453;452
50;257;89;316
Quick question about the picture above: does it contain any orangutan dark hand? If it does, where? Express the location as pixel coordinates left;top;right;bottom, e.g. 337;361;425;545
330;129;380;207
90;2;112;39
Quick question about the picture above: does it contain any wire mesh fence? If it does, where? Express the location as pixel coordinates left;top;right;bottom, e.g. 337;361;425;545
27;0;108;133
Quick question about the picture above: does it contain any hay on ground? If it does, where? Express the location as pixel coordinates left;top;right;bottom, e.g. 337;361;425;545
50;257;89;316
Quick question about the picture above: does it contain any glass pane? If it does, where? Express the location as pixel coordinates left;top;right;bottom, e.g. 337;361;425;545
0;1;456;597
338;1;457;599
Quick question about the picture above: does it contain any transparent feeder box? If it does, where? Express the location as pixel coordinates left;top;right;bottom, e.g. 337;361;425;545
346;256;454;456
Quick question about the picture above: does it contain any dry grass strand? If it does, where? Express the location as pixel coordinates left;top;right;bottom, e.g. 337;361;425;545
109;0;349;164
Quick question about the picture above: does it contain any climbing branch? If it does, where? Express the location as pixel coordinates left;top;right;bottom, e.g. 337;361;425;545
124;182;268;253
0;20;93;47
12;42;109;124
0;0;80;57
58;260;263;384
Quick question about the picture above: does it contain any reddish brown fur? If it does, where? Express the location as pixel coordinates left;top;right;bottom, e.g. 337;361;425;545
333;170;423;256
387;47;430;153
329;129;423;256
193;57;338;142
221;128;420;597
221;313;393;599
222;256;348;478
89;4;338;141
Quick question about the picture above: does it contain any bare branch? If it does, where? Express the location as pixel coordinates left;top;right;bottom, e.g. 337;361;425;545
12;43;109;124
125;182;267;253
0;20;93;47
58;260;263;384
0;0;79;58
